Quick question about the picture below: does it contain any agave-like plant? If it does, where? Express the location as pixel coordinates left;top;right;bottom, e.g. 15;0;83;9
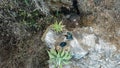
52;21;64;33
47;49;72;68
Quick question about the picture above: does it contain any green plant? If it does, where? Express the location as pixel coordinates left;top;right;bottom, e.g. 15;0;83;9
18;9;41;32
52;21;64;33
47;49;72;68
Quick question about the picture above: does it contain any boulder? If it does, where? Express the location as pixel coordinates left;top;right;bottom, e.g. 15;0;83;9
42;26;120;68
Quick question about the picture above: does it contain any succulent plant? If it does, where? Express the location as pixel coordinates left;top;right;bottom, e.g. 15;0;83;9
47;49;72;68
52;21;65;33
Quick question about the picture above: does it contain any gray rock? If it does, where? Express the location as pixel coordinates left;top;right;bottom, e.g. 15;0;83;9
42;26;120;68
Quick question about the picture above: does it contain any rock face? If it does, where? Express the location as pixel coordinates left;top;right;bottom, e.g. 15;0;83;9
42;26;120;68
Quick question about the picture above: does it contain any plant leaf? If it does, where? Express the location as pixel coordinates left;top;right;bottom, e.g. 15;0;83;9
47;50;55;59
63;52;72;60
57;51;61;58
65;54;72;60
63;60;71;65
50;49;57;56
61;50;65;57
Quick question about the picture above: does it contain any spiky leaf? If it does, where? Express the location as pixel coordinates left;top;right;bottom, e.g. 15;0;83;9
63;52;72;60
61;50;65;57
47;50;55;59
50;49;57;56
63;61;71;65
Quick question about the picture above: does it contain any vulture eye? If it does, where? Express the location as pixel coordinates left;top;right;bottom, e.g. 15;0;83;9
60;42;67;47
